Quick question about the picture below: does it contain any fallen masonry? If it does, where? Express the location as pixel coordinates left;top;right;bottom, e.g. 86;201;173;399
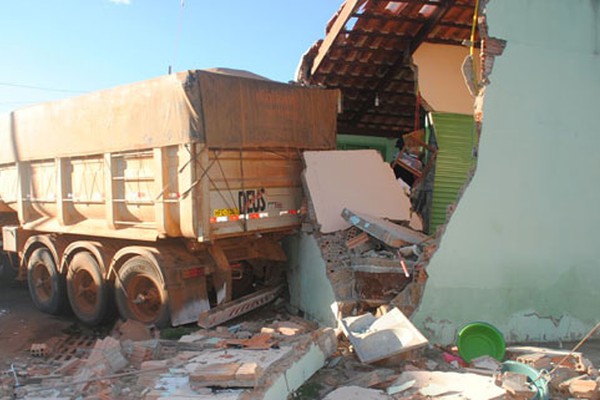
0;309;336;400
291;150;436;326
2;305;600;399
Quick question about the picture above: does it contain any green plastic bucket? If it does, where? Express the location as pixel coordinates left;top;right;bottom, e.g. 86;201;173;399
456;321;506;363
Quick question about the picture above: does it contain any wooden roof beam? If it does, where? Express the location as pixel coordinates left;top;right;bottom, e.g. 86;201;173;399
341;29;415;40
311;0;364;77
365;0;452;5
350;13;426;23
408;0;458;54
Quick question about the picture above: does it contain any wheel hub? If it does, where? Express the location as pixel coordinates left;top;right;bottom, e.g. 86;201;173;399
127;275;162;323
32;263;52;302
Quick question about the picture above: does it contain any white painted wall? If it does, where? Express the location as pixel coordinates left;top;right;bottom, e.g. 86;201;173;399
413;0;600;344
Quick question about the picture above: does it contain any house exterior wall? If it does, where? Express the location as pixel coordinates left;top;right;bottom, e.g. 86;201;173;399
413;0;600;344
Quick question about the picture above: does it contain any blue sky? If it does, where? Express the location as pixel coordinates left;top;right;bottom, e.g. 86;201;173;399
0;0;341;113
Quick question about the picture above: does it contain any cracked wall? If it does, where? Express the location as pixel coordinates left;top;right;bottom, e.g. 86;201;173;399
413;0;600;344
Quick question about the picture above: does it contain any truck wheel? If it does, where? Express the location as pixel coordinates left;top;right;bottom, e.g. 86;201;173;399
67;252;109;325
115;256;169;327
27;247;66;315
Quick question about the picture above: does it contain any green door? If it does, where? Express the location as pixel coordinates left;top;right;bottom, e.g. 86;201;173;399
429;112;476;234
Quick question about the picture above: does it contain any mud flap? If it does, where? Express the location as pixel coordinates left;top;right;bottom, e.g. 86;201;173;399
208;244;232;305
167;273;211;326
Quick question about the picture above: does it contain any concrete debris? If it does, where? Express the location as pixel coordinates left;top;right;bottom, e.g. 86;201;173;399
559;376;599;399
216;332;277;350
190;362;262;387
341;208;429;247
114;319;156;342
87;336;129;374
322;386;392;400
394;370;507;399
342;368;398;388
297;154;433;326
7;311;336;400
386;379;415;395
302;150;412;234
340;307;428;364
498;371;537;399
471;355;502;371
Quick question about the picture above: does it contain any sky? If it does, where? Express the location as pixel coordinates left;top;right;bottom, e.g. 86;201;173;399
0;0;342;114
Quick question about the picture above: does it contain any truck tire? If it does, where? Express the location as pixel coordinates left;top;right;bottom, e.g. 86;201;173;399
27;247;67;315
66;252;110;325
115;256;169;327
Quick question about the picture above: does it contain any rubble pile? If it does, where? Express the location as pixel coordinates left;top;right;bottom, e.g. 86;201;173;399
296;334;600;399
2;305;600;399
301;149;439;322
311;209;436;320
0;314;336;400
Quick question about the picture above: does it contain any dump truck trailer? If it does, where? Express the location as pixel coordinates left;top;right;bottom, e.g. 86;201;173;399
0;70;338;326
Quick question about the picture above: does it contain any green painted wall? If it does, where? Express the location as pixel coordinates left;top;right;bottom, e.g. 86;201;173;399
336;134;397;163
283;233;338;327
413;0;600;344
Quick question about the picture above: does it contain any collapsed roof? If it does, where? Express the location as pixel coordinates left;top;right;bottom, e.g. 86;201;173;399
297;0;478;138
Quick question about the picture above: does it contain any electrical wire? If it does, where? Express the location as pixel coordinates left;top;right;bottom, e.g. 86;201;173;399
0;101;43;105
0;81;85;93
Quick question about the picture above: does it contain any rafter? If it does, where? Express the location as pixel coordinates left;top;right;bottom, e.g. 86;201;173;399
350;0;456;123
311;0;363;77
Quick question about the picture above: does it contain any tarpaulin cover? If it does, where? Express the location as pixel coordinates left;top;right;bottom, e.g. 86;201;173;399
0;70;338;164
189;70;338;149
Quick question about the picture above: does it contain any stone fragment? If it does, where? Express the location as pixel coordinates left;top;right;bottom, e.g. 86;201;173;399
190;362;262;388
322;386;391;400
116;319;154;341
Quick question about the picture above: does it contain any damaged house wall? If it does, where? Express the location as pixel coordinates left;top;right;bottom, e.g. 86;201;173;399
413;0;600;344
284;233;338;327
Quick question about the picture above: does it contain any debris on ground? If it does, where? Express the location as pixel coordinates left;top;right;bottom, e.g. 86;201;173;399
3;304;600;400
339;307;428;364
0;307;337;400
293;327;600;400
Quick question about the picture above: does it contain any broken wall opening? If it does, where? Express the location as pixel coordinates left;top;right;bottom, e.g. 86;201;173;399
290;0;508;336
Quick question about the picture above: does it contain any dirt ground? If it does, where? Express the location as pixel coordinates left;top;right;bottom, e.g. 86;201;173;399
0;278;74;370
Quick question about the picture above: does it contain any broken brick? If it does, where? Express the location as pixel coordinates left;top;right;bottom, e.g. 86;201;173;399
115;319;153;342
30;343;49;357
560;376;599;399
515;352;552;371
499;371;536;399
